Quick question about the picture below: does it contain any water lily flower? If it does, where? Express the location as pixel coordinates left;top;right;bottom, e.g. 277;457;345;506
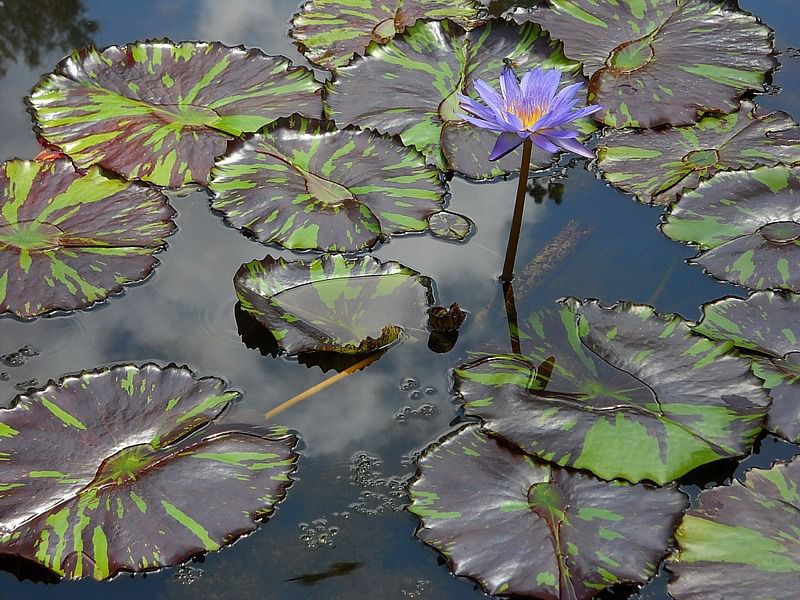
459;65;602;161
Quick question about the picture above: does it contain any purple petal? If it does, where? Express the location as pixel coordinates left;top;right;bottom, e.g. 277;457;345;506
459;96;502;123
553;136;596;159
550;82;585;109
500;65;521;104
568;104;604;120
489;131;525;161
542;129;580;139
531;134;560;154
460;113;507;132
537;68;563;104
473;79;505;113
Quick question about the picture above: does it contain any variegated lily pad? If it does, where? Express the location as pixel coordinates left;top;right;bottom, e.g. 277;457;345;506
427;211;473;241
0;159;175;319
662;166;800;291
209;117;447;252
234;254;434;355
454;300;770;484
0;364;298;580
669;457;800;600
597;101;800;205
325;19;591;178
290;0;485;70
693;291;800;442
512;0;776;128
409;424;688;598
29;41;322;187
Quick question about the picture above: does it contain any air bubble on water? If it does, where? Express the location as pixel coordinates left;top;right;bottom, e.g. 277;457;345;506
15;379;39;391
399;377;419;391
423;386;436;395
0;373;8;381
408;390;423;400
175;565;203;585
401;579;430;598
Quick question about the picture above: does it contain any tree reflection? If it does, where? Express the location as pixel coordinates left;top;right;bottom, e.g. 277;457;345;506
0;0;97;78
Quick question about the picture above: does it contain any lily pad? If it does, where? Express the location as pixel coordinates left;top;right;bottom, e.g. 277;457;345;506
409;424;688;598
662;166;800;291
290;0;485;70
234;254;434;355
426;211;473;241
209;116;446;252
325;19;589;178
693;291;800;442
28;41;322;188
669;457;800;600
512;0;776;128
454;300;770;484
0;364;298;580
597;101;800;205
0;158;175;319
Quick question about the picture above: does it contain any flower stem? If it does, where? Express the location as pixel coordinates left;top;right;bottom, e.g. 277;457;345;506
501;138;533;282
502;281;521;355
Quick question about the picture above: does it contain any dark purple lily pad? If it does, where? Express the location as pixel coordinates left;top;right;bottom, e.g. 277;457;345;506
325;19;591;179
597;101;800;205
290;0;485;70
662;166;800;291
693;291;800;442
234;254;434;355
427;211;473;241
0;158;175;319
28;41;322;188
513;0;777;128
409;424;688;598
209;116;447;252
669;457;800;600
454;300;770;484
0;364;298;580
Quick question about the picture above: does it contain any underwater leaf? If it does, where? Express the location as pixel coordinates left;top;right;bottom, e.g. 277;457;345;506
209;116;446;252
234;254;434;355
0;158;175;319
454;300;770;484
325;19;590;178
426;211;472;241
290;0;485;70
29;41;322;187
669;457;800;600
693;291;800;442
0;364;298;580
409;424;687;598
597;101;800;205
513;0;776;128
662;166;800;291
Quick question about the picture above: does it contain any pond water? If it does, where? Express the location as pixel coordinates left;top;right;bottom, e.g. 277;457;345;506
0;1;798;598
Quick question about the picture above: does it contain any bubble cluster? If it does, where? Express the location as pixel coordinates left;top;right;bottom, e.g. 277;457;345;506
174;565;203;585
348;451;409;515
1;345;39;367
400;449;425;468
298;517;341;550
15;379;40;391
401;579;431;598
393;403;437;424
399;377;419;391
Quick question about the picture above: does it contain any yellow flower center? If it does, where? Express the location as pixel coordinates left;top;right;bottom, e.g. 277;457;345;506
508;102;547;129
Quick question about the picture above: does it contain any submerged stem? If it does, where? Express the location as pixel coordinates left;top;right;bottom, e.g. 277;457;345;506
501;138;533;282
264;352;382;420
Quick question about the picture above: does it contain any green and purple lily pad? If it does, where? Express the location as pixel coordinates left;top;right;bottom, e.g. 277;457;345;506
512;0;776;128
234;254;434;355
409;424;687;598
209;116;460;252
29;41;322;187
662;166;800;291
0;364;298;580
669;457;800;600
0;158;176;319
455;300;770;484
693;291;800;442
597;101;800;205
290;0;485;70
325;19;591;178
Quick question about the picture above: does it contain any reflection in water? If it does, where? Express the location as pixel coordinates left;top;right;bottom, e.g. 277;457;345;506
0;0;97;78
